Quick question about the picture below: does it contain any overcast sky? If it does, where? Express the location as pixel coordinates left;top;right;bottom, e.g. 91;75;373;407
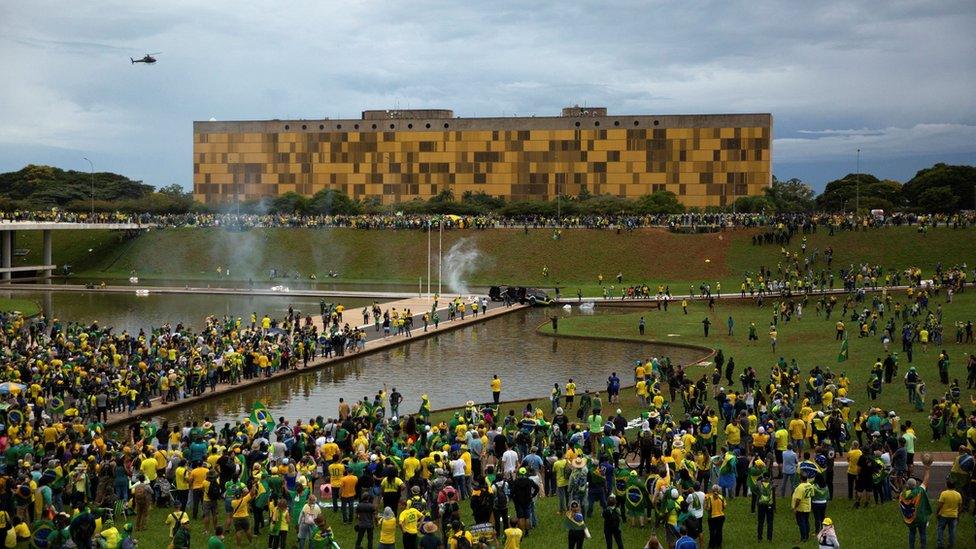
1;0;974;191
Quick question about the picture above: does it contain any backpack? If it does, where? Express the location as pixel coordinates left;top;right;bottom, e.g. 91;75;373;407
757;482;773;505
492;480;509;509
207;480;223;502
171;513;190;548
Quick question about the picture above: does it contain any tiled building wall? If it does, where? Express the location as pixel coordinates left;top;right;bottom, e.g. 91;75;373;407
194;118;771;208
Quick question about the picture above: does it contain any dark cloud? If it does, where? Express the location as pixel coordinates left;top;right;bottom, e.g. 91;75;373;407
0;0;973;190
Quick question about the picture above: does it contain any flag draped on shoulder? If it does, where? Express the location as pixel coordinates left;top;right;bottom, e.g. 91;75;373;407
250;401;276;429
837;336;848;363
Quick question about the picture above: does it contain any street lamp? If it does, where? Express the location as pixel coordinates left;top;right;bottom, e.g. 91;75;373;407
83;157;94;217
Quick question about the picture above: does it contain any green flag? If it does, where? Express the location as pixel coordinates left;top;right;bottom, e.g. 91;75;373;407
837;336;848;363
250;401;276;429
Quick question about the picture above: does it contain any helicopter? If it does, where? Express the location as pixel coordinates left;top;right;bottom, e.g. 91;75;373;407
130;52;161;64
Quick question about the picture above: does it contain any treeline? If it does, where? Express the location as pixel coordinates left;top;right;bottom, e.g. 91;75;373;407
733;163;976;214
0;165;195;213
251;188;688;216
1;162;973;215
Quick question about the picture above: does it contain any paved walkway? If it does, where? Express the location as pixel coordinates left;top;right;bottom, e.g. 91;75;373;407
104;298;524;428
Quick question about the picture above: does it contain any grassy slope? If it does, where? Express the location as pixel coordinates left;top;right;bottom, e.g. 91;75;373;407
40;225;976;294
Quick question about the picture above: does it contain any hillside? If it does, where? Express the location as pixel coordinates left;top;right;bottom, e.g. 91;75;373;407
11;225;975;292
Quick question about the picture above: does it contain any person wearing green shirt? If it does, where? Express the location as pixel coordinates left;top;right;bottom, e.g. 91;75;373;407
899;460;933;549
208;526;226;548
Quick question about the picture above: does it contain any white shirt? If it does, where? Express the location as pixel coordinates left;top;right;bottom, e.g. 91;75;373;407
687;491;706;519
501;450;519;474
451;458;467;477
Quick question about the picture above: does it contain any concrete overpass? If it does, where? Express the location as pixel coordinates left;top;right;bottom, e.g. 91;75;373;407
0;221;145;283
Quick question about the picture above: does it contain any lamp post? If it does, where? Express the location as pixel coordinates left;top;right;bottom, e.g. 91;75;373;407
855;148;860;214
83;157;94;217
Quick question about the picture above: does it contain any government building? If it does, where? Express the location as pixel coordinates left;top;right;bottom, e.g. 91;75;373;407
193;107;772;208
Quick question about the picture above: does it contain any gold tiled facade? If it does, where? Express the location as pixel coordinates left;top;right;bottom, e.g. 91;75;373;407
193;110;772;208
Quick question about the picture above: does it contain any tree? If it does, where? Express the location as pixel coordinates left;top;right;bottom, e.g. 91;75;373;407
461;190;505;210
902;163;976;211
733;195;776;213
635;190;685;214
309;188;361;215
0;164;153;209
765;177;814;212
916;186;959;212
815;173;905;212
270;192;309;214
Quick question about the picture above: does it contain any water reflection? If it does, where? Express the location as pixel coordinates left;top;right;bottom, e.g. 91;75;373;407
0;290;375;332
158;308;707;427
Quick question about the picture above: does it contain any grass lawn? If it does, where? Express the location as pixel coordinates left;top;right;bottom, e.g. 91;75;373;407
0;296;40;316
30;225;974;295
541;292;976;454
123;479;972;549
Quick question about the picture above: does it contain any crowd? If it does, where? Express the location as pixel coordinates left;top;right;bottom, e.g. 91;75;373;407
4;210;976;233
2;286;975;548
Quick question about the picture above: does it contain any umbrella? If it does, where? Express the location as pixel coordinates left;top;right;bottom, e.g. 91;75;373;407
0;382;24;395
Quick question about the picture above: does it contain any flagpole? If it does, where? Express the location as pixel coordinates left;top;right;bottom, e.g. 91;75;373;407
427;220;431;298
438;219;443;296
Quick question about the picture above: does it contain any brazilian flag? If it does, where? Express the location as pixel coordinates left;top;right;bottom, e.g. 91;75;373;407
6;408;25;426
250;402;276;429
50;396;65;415
837;336;849;363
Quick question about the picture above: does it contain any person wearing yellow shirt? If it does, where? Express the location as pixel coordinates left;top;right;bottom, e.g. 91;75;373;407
377;507;398;547
398;506;423;547
173;461;190;511
268;498;290;549
4;516;30;548
503;517;523;549
491;374;502;404
788;414;807;452
189;463;209;519
320;440;340;463
635;380;647;407
846;442;862;500
565;379;576;409
792;477;815;542
704;485;726;546
403;451;421;482
165;508;191;546
328;461;345;511
139;455;157;483
98;520;122;549
230;486;256;546
724;422;741;449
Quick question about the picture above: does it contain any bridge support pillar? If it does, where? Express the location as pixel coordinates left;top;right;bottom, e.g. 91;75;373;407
43;229;52;284
1;230;11;282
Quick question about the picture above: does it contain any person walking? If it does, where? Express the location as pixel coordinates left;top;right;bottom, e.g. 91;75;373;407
639;317;645;336
702;317;711;337
792;474;814;543
602;496;623;549
492;375;502;404
727;316;734;336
